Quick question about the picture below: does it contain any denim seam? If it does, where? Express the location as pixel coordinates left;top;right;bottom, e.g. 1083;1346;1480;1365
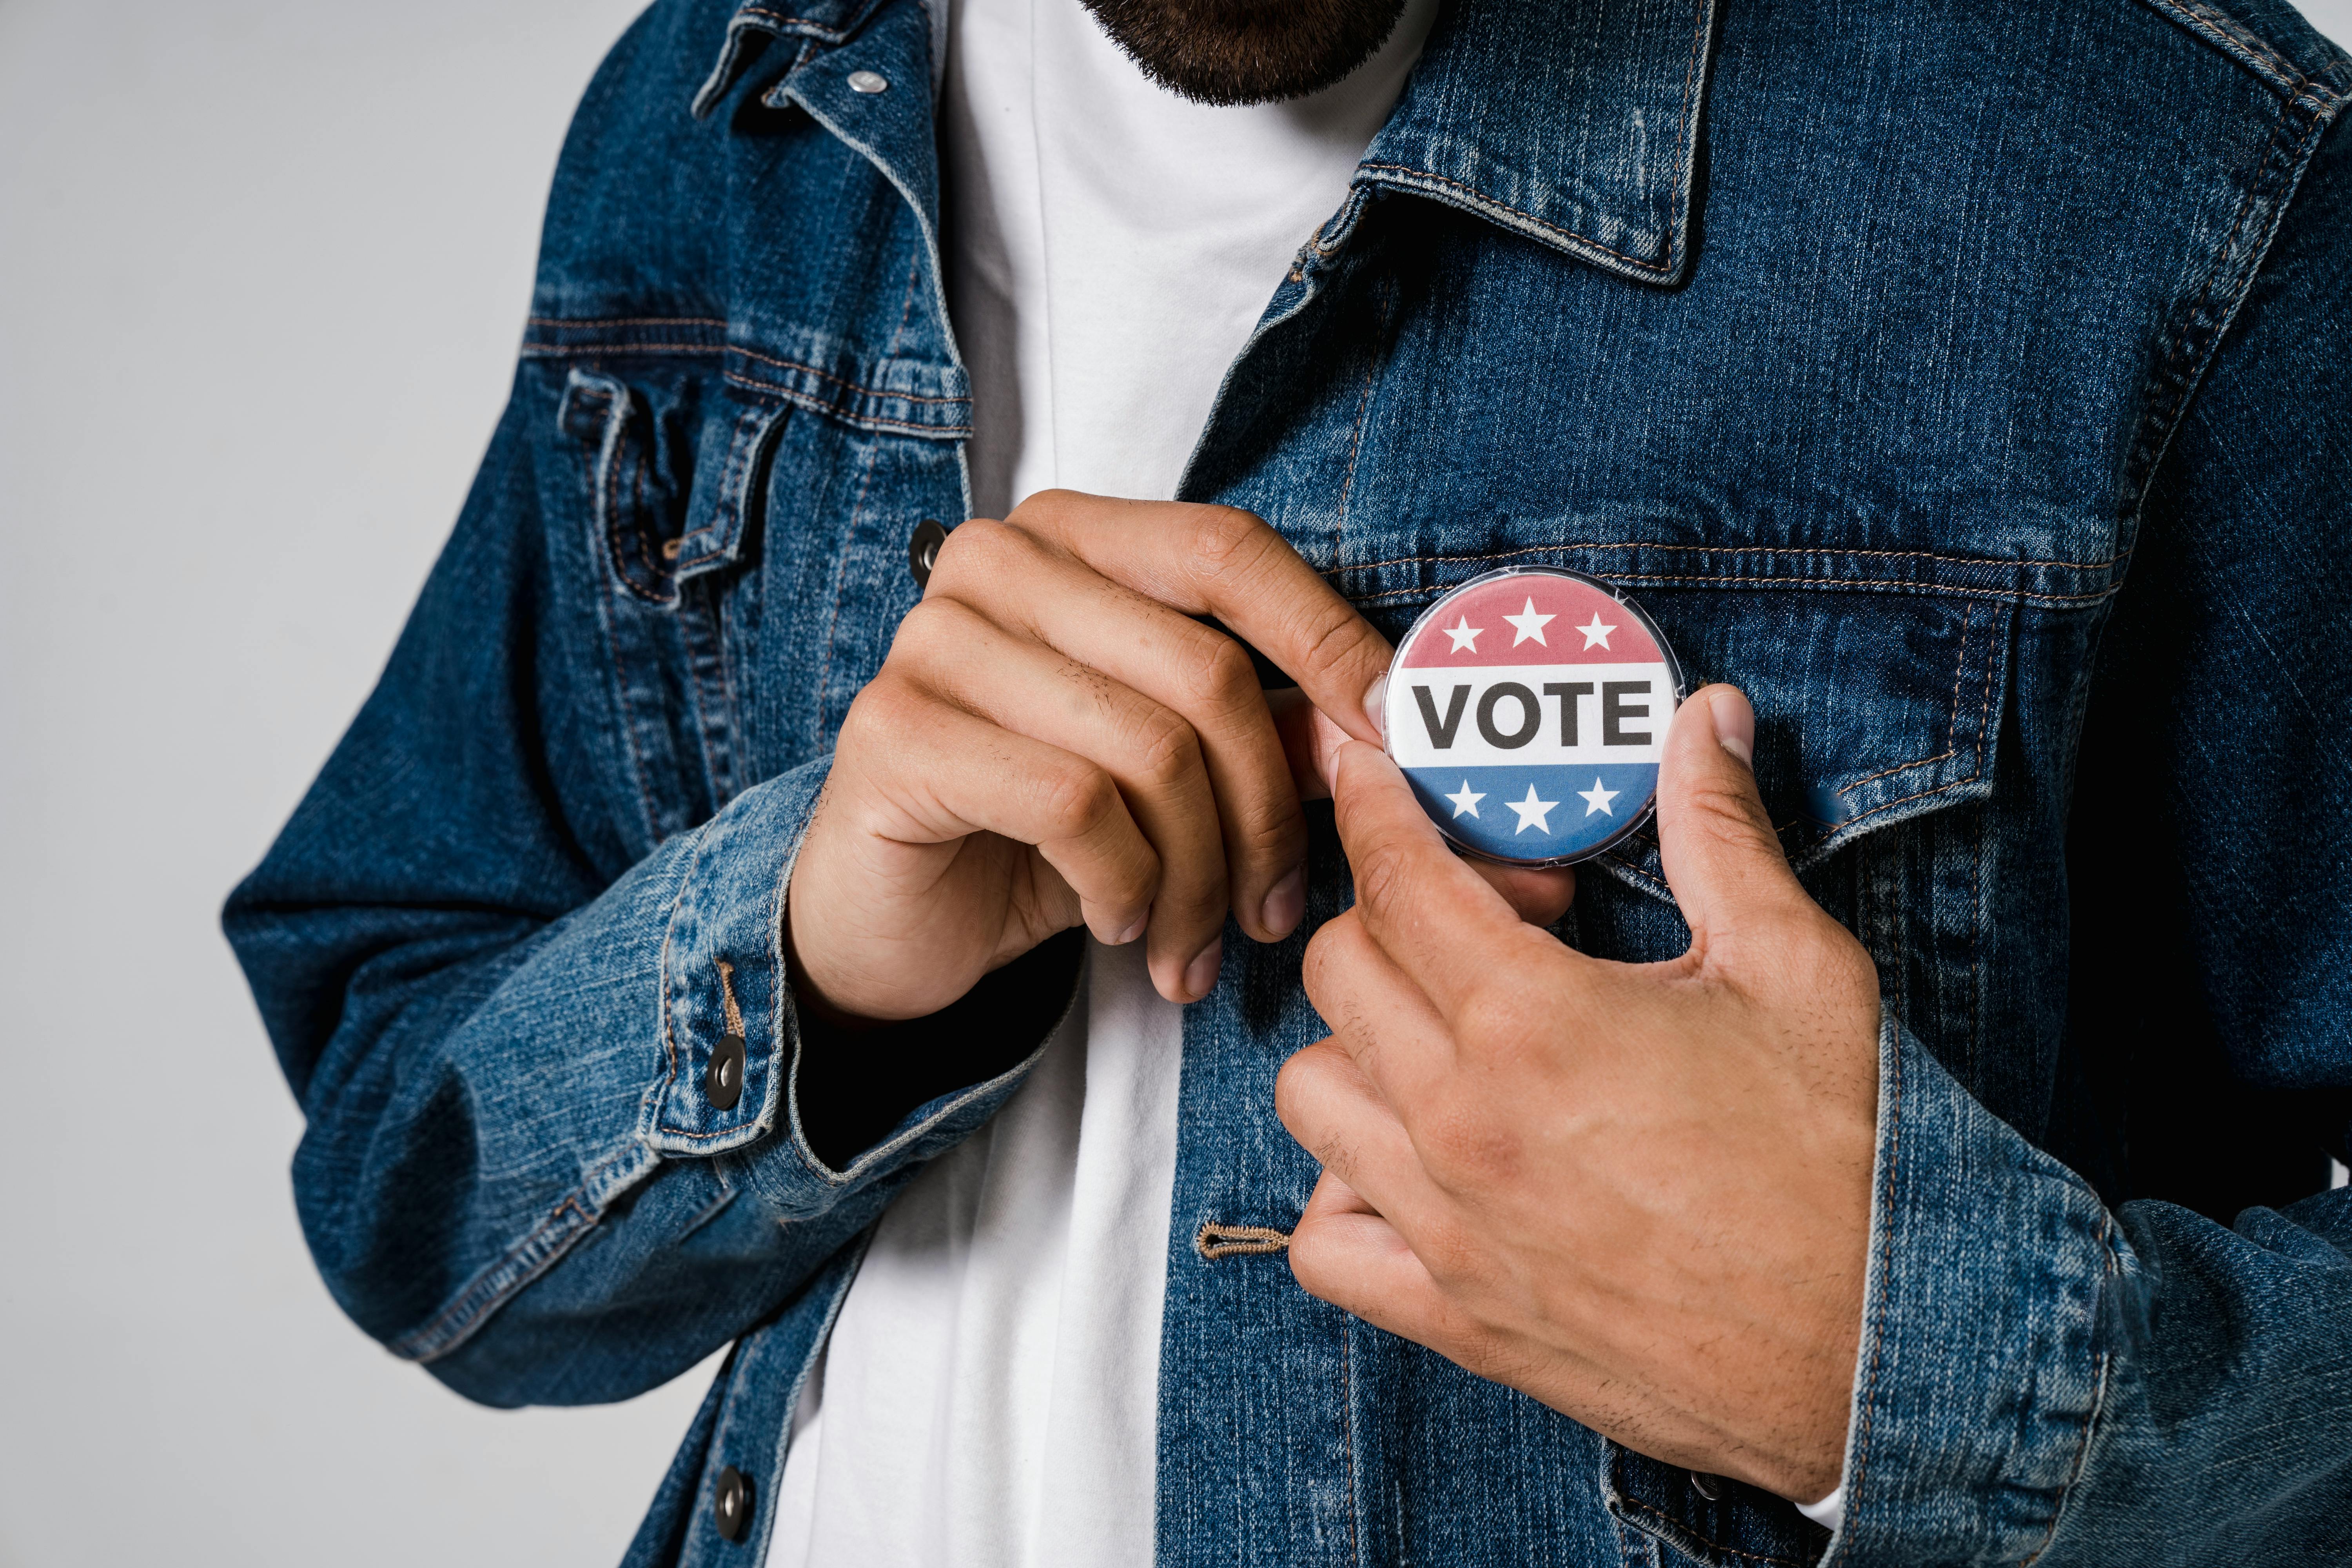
613;423;682;606
2137;0;2347;103
2019;1219;2119;1566
1832;605;1975;799
691;2;880;115
524;343;724;358
653;819;717;1129
1816;639;2004;851
2127;77;2325;524
1343;541;2129;574
527;315;729;330
527;338;970;419
389;1138;653;1363
730;344;968;405
1612;1492;1816;1567
1601;616;1992;893
1671;0;1708;258
1821;599;1998;834
810;248;923;730
652;818;787;1145
1967;798;1984;1089
1358;164;1674;275
720;370;971;439
1342;1325;1361;1568
1353;575;2112;613
1826;1015;1903;1568
664;397;781;563
578;386;670;840
690;581;746;805
1350;0;1713;279
1332;272;1396;562
740;1230;875;1568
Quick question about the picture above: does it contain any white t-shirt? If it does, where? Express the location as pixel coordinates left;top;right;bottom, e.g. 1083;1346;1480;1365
766;2;1436;1563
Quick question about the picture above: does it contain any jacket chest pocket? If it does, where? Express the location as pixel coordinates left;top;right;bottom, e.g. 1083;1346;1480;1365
552;363;790;853
1558;586;2013;1054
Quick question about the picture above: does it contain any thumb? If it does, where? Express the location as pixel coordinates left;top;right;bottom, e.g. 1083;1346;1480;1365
1654;684;1813;964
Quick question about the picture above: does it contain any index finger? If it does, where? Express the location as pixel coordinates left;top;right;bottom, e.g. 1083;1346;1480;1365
1329;739;1573;1019
1006;491;1391;744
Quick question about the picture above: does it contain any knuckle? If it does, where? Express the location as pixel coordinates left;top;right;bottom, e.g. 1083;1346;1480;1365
1176;633;1262;717
1451;985;1530;1058
1286;1223;1345;1303
1037;761;1122;840
1288;601;1382;690
1272;1047;1322;1128
1235;802;1303;871
1409;1212;1482;1288
1127;703;1205;792
1102;851;1161;914
1299;916;1351;1009
841;678;922;751
1420;1103;1523;1192
890;594;968;661
1005;488;1078;532
928;515;1025;591
1186;505;1270;580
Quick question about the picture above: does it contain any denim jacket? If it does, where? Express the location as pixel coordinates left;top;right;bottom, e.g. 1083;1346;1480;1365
224;0;2352;1563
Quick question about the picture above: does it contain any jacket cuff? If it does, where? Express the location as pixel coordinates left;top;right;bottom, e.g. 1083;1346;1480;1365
1825;1014;2116;1566
646;757;1072;1221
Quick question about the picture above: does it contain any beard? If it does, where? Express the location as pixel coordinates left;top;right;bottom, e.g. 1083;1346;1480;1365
1078;0;1410;106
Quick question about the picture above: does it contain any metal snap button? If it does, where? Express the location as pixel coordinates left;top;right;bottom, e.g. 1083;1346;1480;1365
847;69;889;94
908;518;948;587
712;1465;753;1542
1689;1470;1722;1501
705;1033;746;1111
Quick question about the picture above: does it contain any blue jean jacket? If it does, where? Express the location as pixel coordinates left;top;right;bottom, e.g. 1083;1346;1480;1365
224;0;2352;1562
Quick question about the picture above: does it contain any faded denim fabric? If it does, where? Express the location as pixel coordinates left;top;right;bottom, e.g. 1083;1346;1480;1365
224;0;2352;1564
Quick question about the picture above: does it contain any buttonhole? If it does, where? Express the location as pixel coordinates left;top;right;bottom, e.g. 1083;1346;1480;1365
1195;1222;1292;1261
715;959;746;1036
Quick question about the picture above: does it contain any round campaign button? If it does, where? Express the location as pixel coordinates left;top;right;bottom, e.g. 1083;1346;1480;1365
1382;566;1685;867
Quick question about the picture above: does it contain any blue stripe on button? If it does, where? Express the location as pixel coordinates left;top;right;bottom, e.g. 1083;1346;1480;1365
1402;763;1660;862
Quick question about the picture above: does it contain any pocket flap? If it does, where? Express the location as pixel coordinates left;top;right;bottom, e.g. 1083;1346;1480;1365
1590;590;2012;903
672;377;791;581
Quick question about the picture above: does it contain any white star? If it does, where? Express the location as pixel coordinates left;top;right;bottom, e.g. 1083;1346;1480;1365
1506;784;1559;835
1503;597;1555;646
1444;780;1485;818
1441;616;1483;653
1575;613;1617;650
1579;777;1621;817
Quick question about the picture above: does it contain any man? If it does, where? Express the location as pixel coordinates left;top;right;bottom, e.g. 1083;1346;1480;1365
225;0;2352;1563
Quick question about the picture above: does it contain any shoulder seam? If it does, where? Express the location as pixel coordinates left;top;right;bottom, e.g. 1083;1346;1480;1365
2135;0;2350;111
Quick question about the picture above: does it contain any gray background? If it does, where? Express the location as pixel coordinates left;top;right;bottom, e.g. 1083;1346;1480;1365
2;2;2346;1563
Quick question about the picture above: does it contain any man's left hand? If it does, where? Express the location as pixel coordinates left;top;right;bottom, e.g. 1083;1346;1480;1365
1276;683;1879;1503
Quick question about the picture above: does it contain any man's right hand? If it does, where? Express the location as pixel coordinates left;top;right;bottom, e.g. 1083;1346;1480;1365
785;491;1394;1024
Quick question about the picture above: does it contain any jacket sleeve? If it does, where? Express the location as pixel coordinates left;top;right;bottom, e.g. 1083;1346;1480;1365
220;0;1083;1398
1824;109;2352;1566
223;366;1074;1407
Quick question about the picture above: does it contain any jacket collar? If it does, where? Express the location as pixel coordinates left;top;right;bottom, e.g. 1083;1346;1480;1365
696;0;1717;287
691;0;893;117
1359;0;1718;286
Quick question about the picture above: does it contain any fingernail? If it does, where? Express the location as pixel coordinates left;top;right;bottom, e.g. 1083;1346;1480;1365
1183;936;1223;1001
1361;672;1387;744
1260;866;1307;939
1111;913;1148;946
1710;687;1755;768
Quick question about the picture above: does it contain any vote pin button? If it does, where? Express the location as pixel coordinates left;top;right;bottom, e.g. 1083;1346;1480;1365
1382;566;1686;867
